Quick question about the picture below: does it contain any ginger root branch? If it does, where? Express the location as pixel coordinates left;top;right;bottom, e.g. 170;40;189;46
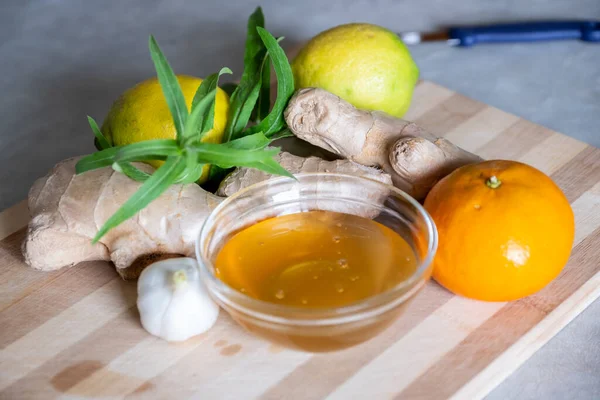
24;153;390;279
285;88;481;199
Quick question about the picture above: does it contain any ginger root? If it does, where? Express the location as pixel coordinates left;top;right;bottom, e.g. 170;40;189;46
24;88;481;279
24;153;390;279
218;152;391;196
24;158;221;280
284;88;481;199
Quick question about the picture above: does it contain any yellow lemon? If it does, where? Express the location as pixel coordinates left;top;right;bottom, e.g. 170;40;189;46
292;23;418;118
102;75;230;183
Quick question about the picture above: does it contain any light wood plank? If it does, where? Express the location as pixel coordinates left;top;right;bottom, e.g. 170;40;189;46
0;279;136;391
444;106;520;152
403;81;455;121
452;270;600;400
571;182;600;246
326;298;505;399
518;132;589;175
0;200;28;241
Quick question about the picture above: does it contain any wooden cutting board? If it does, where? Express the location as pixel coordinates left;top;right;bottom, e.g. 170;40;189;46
1;81;599;400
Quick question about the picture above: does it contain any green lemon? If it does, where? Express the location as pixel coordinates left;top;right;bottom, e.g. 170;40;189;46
292;23;419;118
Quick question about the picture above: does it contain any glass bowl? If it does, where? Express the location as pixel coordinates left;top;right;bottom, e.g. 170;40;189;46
195;173;437;352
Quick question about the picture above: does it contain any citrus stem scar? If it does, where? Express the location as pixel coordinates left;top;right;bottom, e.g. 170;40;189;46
486;175;502;189
172;269;188;289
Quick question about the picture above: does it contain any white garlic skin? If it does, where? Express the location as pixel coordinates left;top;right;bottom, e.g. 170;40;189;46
137;257;219;342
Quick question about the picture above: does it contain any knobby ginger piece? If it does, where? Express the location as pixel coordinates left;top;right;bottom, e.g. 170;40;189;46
218;152;391;196
23;153;391;279
219;152;393;223
284;88;482;199
24;157;222;280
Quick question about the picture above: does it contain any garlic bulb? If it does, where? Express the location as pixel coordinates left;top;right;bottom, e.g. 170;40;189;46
137;257;219;342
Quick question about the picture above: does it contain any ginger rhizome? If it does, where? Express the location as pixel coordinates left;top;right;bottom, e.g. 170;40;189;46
23;88;479;279
284;88;481;200
23;153;390;279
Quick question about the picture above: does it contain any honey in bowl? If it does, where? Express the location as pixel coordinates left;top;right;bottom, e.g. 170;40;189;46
197;173;437;352
214;210;418;309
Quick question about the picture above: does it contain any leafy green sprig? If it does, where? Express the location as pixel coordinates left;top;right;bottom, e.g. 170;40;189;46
76;7;295;243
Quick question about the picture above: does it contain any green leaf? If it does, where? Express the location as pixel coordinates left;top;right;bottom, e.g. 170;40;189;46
76;147;120;174
247;28;295;137
243;7;266;78
112;162;151;182
148;35;188;142
80;124;156;182
187;67;232;141
256;54;271;121
174;150;205;184
114;139;180;162
176;166;205;184
188;142;280;169
201;132;293;189
92;156;186;243
87;116;111;150
223;7;267;142
192;67;232;110
183;90;217;144
93;137;103;151
245;158;295;179
224;132;270;150
269;128;294;141
229;81;262;138
220;82;238;97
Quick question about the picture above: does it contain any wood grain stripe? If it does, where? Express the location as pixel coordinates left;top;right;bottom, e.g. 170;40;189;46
526;224;600;312
139;343;311;400
0;229;56;312
121;314;271;399
569;182;600;246
98;312;311;400
0;262;117;348
408;305;546;400
403;81;454;121
475;119;551;161
0;200;28;241
0;278;136;391
1;307;145;399
260;284;453;400
326;298;504;399
452;268;600;400
184;338;312;400
56;312;297;400
443;106;521;153
64;335;209;398
550;146;600;203
517;132;588;176
396;300;542;400
413;93;487;137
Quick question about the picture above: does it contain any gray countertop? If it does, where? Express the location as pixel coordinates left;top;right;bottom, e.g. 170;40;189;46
1;0;599;398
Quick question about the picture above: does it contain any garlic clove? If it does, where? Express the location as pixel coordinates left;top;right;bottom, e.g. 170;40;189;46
137;288;172;338
161;288;219;341
137;257;219;342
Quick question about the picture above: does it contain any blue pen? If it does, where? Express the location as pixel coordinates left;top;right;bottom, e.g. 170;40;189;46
400;20;600;47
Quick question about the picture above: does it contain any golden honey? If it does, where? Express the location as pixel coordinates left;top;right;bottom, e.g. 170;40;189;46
214;210;417;308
